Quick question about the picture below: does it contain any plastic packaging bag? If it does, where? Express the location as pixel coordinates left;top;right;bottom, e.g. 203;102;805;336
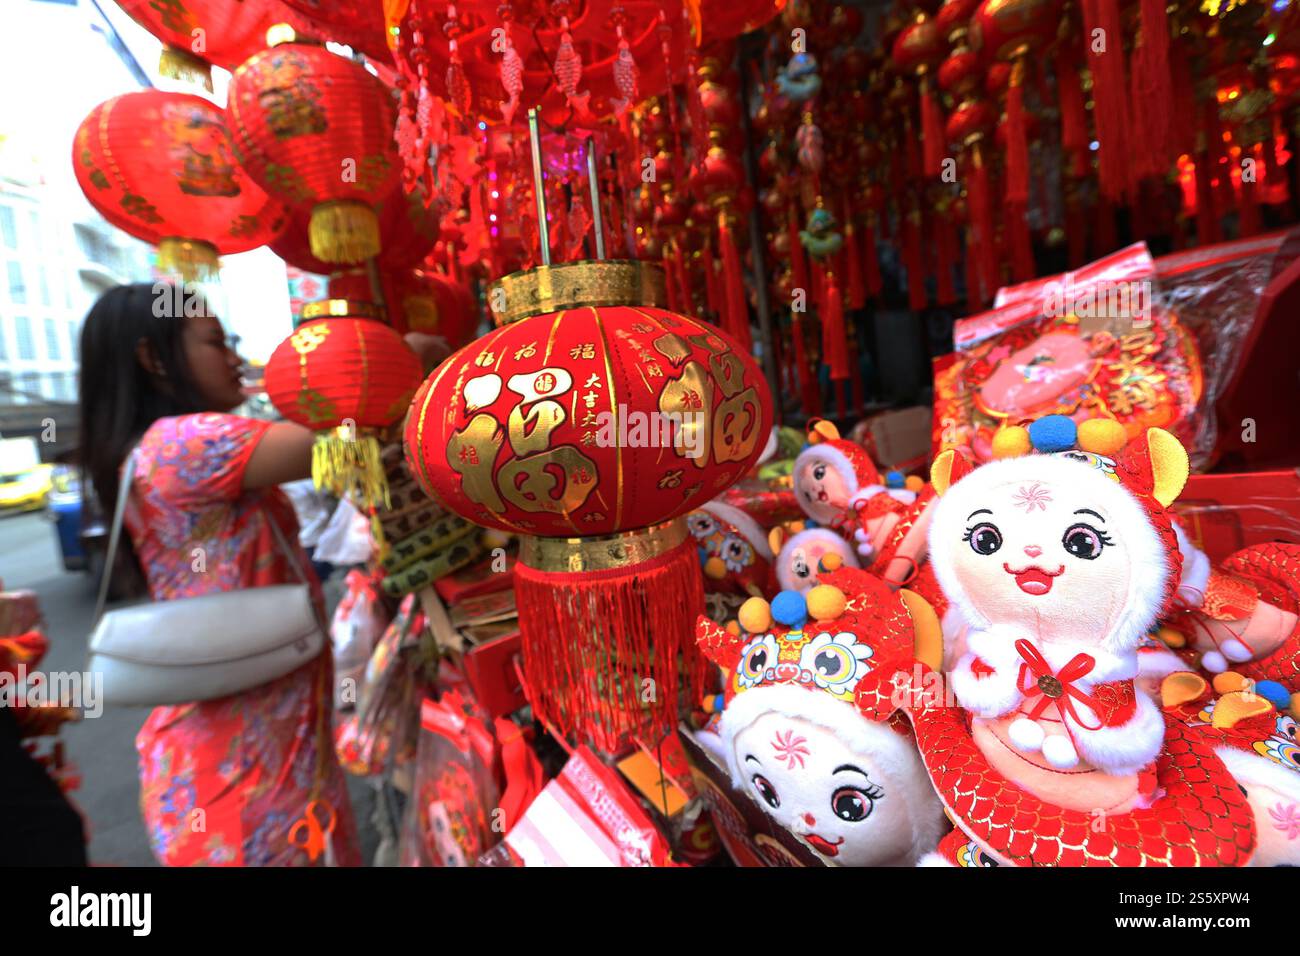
314;497;373;566
330;570;390;710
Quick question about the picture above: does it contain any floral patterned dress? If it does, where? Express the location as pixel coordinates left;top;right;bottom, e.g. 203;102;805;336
123;412;360;866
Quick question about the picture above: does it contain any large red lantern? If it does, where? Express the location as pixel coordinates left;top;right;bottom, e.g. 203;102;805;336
72;90;288;280
265;299;424;507
227;38;401;265
404;260;773;750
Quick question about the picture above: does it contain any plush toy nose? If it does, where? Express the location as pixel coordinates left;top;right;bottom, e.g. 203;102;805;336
1024;545;1043;558
803;813;816;826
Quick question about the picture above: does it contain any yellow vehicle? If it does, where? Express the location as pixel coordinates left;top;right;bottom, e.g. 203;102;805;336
0;437;54;513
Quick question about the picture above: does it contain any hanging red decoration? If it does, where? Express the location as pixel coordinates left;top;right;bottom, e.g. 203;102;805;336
264;299;424;507
404;260;772;750
72;90;288;280
227;38;401;265
892;10;948;179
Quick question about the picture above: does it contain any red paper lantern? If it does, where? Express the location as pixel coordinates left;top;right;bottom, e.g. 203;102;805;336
264;299;423;506
227;40;400;265
72;90;288;280
272;179;440;275
328;268;479;347
404;260;773;750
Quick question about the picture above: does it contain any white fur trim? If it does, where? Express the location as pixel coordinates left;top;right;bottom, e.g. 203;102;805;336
1222;639;1253;663
1070;691;1165;776
917;851;955;867
1217;745;1300;804
1135;646;1190;680
796;444;867;496
849;484;887;508
887;489;919;505
927;452;1172;656
701;499;774;560
757;427;779;466
950;651;1024;718
717;682;943;864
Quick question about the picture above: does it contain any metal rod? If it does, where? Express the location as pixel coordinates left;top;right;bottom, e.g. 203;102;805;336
527;108;551;266
585;136;606;260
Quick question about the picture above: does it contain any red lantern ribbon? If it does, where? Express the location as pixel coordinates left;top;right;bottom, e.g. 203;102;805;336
1014;639;1103;731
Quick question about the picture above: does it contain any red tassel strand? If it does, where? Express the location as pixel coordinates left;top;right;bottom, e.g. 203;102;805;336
921;82;946;179
1005;62;1031;205
934;211;957;306
821;272;850;380
718;213;753;351
1058;58;1089;178
514;538;707;754
904;209;928;312
863;218;883;297
1082;0;1133;202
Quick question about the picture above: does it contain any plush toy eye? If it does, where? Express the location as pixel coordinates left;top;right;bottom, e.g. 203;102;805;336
687;513;719;539
813;463;826;481
812;643;853;682
831;787;874;822
738;635;779;687
1062;523;1108;560
791;548;811;579
964;522;1003;556
752;774;780;808
799;631;873;691
1055;450;1117;475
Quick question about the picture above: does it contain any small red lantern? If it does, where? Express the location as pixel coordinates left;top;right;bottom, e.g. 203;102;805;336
227;38;400;265
404;260;773;750
328;268;479;347
892;10;948;178
72;90;288;280
265;299;423;506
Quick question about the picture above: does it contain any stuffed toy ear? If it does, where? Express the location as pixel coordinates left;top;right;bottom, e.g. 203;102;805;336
1146;427;1190;508
696;615;745;670
929;448;974;496
767;526;786;555
898;589;943;672
807;418;841;444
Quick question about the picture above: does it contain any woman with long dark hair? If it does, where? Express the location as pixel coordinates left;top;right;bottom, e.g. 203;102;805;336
78;282;360;866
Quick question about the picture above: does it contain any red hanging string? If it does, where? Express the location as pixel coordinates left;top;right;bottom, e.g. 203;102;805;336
662;244;681;313
968;150;998;303
788;206;810;297
702;242;721;320
921;81;945;179
1133;0;1175;170
1008;204;1035;282
673;241;691;311
717;213;753;350
1058;58;1089;178
1065;193;1088;268
1004;60;1031;205
1082;0;1133;203
821;271;850;381
964;225;983;311
790;309;817;418
844;222;866;309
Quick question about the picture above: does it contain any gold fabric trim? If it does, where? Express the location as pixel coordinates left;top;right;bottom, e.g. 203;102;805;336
518;519;688;573
487;260;667;326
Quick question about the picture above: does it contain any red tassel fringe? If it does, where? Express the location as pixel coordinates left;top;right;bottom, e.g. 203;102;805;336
935;213;957;306
513;537;707;753
821;274;849;380
1005;72;1031;205
921;84;945;180
904;212;927;312
1059;59;1089;177
1083;0;1133;202
968;154;998;303
718;215;753;351
863;219;883;297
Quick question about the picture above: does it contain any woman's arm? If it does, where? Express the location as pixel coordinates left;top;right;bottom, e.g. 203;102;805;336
243;421;316;490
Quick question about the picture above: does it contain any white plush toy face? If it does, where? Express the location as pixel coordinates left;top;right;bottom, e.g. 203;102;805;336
730;711;911;866
930;454;1163;651
795;454;851;525
775;531;859;593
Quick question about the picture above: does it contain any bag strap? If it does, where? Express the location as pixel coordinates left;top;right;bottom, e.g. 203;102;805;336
95;443;315;621
94;449;138;625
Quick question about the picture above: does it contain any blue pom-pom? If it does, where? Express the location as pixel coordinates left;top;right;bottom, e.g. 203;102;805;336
1255;680;1292;710
771;590;808;628
1028;415;1078;454
885;470;905;489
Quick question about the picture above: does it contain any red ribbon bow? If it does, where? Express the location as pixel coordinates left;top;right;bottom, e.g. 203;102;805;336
1014;639;1103;732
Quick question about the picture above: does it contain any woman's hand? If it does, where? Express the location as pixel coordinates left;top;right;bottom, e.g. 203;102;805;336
244;421;316;489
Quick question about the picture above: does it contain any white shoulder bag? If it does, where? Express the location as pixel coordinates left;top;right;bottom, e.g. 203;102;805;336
87;450;327;707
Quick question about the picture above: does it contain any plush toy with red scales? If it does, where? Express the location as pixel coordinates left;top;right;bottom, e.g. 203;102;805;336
914;414;1257;866
1159;670;1300;867
695;566;947;866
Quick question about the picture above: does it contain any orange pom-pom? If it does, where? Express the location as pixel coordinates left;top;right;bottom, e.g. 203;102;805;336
991;426;1032;459
806;585;847;622
1077;418;1127;457
904;475;925;492
738;598;773;634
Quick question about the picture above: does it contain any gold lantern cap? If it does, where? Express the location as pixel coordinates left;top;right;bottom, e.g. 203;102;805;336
298;298;382;324
487;259;667;326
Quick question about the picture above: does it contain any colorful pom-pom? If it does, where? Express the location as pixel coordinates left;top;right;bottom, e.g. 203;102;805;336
1028;414;1077;453
806;585;847;622
885;470;905;489
818;551;844;572
1077;418;1127;457
771;590;808;628
1211;671;1251;695
1255;680;1292;711
738;597;772;634
1155;625;1186;649
703;556;727;580
991;426;1032;459
904;475;925;492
